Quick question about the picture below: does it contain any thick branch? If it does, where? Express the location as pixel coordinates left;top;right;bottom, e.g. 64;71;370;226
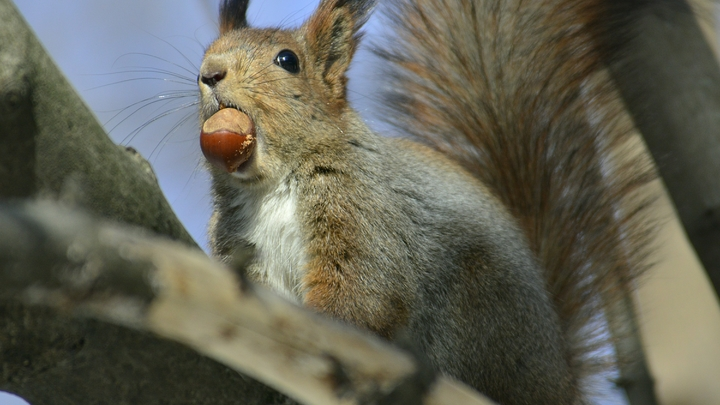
0;202;495;405
0;0;195;247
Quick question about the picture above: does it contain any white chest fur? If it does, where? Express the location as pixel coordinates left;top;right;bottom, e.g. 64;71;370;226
232;181;307;302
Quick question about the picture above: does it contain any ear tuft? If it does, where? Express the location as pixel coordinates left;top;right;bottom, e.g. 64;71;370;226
220;0;250;34
304;0;377;102
336;0;376;30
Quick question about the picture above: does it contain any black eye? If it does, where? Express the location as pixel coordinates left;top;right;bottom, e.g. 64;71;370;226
274;50;300;74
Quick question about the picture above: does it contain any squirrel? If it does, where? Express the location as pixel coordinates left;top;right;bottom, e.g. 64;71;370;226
197;0;654;403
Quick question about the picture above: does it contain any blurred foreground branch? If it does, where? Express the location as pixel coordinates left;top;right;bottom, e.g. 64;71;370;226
0;202;494;405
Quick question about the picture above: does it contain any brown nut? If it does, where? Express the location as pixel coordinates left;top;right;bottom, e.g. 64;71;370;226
200;108;256;173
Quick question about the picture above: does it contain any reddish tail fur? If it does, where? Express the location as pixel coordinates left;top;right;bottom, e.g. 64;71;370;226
377;0;655;387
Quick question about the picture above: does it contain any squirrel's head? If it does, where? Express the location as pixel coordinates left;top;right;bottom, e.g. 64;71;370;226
198;0;375;183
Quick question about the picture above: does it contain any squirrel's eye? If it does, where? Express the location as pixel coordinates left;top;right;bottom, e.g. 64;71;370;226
274;50;300;74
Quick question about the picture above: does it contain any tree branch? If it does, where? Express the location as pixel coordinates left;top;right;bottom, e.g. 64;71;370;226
0;202;495;405
610;0;720;298
0;0;195;247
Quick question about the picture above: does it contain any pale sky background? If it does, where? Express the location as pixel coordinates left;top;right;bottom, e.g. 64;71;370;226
5;1;719;404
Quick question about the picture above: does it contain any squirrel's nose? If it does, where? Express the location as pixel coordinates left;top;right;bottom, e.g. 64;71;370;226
200;70;227;87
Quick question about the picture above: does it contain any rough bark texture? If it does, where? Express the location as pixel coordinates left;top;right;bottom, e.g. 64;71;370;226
1;307;288;405
1;202;481;405
0;0;195;244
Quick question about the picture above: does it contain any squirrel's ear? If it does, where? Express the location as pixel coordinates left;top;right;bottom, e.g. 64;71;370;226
303;0;376;103
220;0;250;34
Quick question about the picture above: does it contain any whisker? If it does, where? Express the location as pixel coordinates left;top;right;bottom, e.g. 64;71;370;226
97;90;197;115
87;77;196;92
83;67;196;83
148;111;199;161
121;101;199;147
145;32;203;72
247;62;277;83
243;89;342;124
111;67;197;83
346;88;382;104
245;88;297;100
109;95;197;144
252;76;299;86
106;92;196;126
112;52;196;78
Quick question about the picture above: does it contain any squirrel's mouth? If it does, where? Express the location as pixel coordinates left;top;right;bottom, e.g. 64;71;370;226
200;105;257;173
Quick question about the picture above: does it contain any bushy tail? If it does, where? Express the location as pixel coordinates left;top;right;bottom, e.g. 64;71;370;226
377;0;655;390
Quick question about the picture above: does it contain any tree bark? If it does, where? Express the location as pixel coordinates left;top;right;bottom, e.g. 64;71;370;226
0;0;195;246
0;202;494;405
